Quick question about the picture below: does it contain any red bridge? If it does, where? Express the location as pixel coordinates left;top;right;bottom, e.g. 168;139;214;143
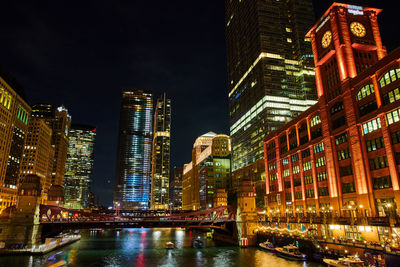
38;205;237;238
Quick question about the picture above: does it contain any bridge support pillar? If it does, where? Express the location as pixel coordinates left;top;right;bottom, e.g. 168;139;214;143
236;179;258;247
0;175;43;249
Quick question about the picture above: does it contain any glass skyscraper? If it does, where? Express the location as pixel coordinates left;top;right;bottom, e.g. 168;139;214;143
64;124;96;209
150;93;171;209
114;89;153;210
226;0;318;172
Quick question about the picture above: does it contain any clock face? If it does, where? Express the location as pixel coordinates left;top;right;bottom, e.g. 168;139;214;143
350;22;366;37
321;31;332;48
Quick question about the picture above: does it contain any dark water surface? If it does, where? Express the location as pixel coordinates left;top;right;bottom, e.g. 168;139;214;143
0;228;325;267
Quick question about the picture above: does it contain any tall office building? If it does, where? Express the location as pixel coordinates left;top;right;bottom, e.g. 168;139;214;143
151;93;171;209
64;124;96;209
31;104;71;188
0;67;31;212
170;166;183;210
225;0;317;206
20;117;54;204
114;90;153;210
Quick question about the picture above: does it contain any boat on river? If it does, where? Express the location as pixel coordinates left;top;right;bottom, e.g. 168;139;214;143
275;244;307;261
323;255;365;266
165;242;175;249
192;238;205;248
259;240;276;252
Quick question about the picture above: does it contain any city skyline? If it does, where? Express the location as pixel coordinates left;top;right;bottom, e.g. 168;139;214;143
0;1;399;205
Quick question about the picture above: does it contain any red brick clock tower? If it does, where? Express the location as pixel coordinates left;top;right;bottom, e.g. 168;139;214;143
306;3;386;215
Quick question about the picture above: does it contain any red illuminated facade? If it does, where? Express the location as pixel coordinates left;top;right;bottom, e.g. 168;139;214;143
263;3;400;218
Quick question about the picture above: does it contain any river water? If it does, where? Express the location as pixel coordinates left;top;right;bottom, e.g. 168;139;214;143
0;228;325;267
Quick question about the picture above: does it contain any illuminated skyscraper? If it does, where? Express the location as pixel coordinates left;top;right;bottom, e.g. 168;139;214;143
0;67;31;212
150;93;171;209
225;0;317;207
114;89;153;210
64;124;96;209
31;104;71;189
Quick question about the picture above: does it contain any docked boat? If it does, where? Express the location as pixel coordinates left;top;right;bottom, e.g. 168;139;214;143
275;244;307;261
165;242;175;249
206;232;213;239
323;255;365;267
259;240;276;252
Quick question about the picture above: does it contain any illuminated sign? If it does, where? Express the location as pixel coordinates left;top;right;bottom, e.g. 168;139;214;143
348;5;363;15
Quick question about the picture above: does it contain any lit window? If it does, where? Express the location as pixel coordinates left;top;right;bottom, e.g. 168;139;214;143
362;118;381;134
287;38;292;43
379;69;400;88
310;115;321;127
383;87;400;105
387;107;400;125
356;84;374;101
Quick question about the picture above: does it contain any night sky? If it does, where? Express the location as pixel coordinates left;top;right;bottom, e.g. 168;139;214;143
0;1;399;206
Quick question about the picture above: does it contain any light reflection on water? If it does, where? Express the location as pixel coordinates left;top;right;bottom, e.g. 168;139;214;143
0;228;325;267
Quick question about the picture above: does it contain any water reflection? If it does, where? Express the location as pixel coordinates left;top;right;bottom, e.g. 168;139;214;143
0;228;325;267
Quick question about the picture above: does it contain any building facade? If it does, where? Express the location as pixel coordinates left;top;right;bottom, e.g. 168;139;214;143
150;93;171;210
225;0;318;207
263;3;400;242
64;124;96;209
31;104;71;188
170;166;183;210
114;90;153;210
182;132;231;210
0;69;31;212
19;117;54;204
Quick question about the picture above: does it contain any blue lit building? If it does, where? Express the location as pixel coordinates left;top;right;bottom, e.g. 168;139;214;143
114;89;153;209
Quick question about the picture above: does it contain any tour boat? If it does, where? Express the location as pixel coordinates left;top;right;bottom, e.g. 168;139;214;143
323;255;365;267
275;244;307;261
259;240;276;252
165;242;175;249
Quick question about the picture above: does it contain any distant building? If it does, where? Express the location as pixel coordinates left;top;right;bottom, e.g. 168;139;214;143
169;166;183;210
0;67;31;212
225;0;317;208
31;104;71;188
114;89;153;210
182;132;231;210
64;124;96;209
150;93;171;210
19;117;54;204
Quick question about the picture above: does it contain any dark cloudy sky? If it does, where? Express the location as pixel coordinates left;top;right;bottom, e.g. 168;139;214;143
0;1;399;206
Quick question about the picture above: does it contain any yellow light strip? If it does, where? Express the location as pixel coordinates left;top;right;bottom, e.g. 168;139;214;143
155;131;170;137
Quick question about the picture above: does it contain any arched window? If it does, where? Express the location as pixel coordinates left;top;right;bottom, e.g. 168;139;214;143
356;84;374;101
379;69;400;88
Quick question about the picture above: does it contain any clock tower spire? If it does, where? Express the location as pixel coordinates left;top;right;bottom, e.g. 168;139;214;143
306;3;385;100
